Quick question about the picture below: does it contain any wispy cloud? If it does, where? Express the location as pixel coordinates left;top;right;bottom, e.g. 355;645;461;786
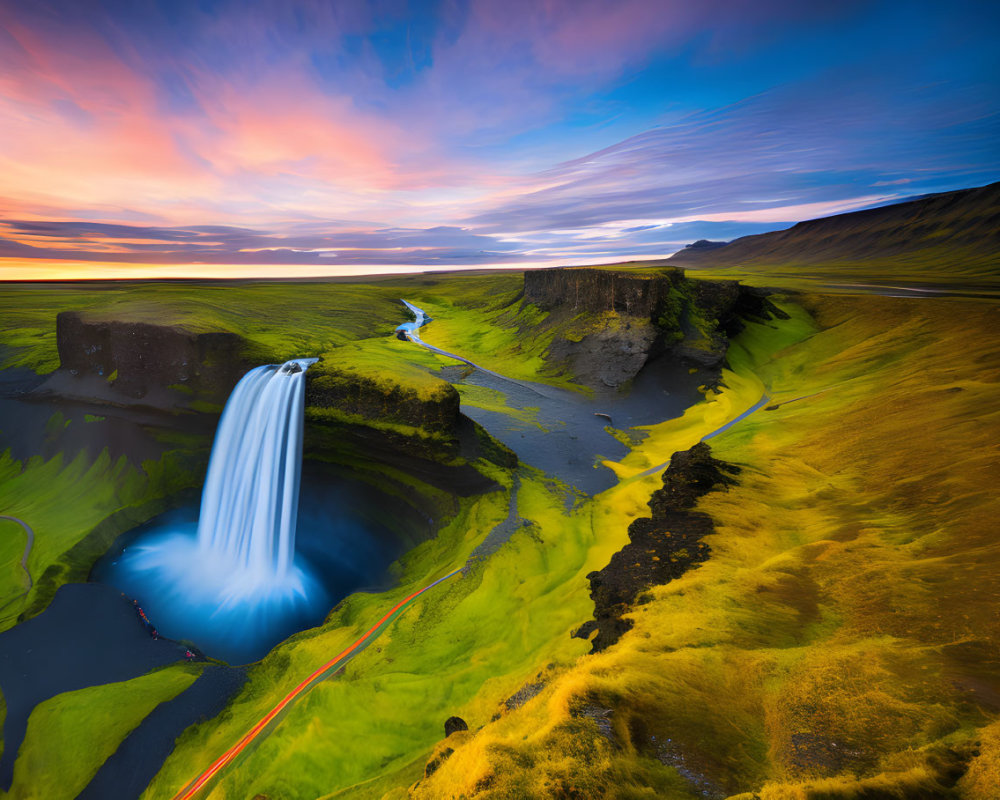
468;76;1000;235
0;0;997;275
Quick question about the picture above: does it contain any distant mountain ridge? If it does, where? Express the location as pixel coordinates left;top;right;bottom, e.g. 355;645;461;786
667;182;1000;275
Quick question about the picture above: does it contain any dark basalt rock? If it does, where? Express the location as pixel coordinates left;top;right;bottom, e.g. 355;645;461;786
54;311;253;403
424;746;454;777
523;267;688;318
444;716;469;737
48;312;512;490
585;443;740;653
522;268;786;390
571;619;598;640
546;320;658;389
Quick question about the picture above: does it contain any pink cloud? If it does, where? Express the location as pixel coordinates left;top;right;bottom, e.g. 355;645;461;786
0;8;500;227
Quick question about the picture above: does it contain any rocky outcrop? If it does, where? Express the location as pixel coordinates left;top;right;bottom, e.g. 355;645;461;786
444;716;469;737
48;311;514;490
524;267;688;319
55;311;254;402
523;268;787;390
50;313;468;437
582;443;740;653
545;318;659;389
305;366;459;434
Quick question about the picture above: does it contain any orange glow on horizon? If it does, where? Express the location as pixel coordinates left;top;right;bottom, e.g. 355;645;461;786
0;253;679;281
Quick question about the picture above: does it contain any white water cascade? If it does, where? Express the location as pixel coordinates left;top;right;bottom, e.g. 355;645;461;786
96;356;337;663
196;358;317;586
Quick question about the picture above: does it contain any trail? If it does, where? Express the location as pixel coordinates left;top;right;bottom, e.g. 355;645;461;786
170;567;462;800
0;514;34;598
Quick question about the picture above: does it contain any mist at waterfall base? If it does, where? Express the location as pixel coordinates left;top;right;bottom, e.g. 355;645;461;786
96;359;404;665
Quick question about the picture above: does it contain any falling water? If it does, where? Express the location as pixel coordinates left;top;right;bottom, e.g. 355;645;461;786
95;358;331;664
196;358;317;587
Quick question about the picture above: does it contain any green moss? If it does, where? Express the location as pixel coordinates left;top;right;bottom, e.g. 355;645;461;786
409;292;1000;799
456;383;543;428
0;446;200;630
187;399;223;414
0;519;28;622
5;271;995;799
9;664;200;800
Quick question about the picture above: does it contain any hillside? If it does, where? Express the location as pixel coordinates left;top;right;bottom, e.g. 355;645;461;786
667;182;1000;287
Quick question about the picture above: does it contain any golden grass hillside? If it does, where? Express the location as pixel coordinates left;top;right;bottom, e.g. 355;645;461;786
409;293;1000;799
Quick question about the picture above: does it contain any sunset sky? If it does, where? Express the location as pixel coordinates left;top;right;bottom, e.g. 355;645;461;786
1;0;998;278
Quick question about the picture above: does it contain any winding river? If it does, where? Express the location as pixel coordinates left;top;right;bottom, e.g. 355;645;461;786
396;300;708;495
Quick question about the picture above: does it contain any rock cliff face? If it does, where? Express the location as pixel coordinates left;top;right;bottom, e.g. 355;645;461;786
305;367;460;435
582;442;740;653
52;312;465;434
524;267;687;318
50;311;512;476
54;311;252;402
523;267;787;389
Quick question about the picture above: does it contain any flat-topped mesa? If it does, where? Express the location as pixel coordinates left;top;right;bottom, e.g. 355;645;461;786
522;267;787;390
47;311;504;509
52;312;469;441
523;266;688;318
304;364;461;435
54;310;253;402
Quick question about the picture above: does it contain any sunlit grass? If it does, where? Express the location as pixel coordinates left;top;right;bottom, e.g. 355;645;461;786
410;293;1000;798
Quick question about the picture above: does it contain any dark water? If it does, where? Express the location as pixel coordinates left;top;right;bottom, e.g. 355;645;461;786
78;665;247;800
0;583;196;790
446;353;705;494
0;467;429;796
92;468;429;665
0;367;180;467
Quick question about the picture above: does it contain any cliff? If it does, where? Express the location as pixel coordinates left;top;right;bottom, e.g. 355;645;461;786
49;312;462;431
54;311;254;402
524;267;688;319
46;311;513;476
305;364;459;435
523;267;787;389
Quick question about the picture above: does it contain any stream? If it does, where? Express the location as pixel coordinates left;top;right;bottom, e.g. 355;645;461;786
396;300;707;494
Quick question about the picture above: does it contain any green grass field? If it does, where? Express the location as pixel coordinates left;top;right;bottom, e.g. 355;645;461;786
412;292;1000;799
1;266;998;800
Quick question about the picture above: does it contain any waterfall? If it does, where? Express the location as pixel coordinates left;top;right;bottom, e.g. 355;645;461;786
196;358;317;588
95;357;335;663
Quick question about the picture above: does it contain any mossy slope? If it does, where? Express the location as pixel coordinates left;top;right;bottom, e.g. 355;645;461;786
410;294;1000;799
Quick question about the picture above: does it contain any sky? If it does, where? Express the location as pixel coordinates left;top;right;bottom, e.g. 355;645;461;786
0;0;998;279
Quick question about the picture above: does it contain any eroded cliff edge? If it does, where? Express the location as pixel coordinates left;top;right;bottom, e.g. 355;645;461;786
42;310;512;499
522;267;787;390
